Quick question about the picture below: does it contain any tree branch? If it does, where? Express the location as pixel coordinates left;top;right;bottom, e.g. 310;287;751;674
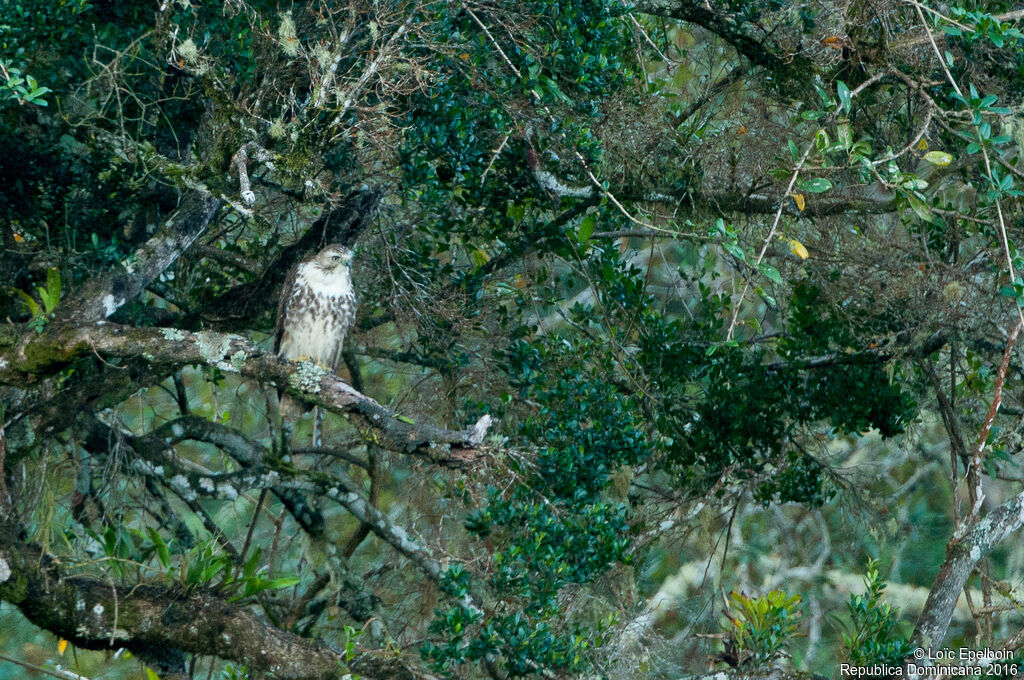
0;525;434;680
58;191;222;323
0;323;492;464
83;415;466;615
912;488;1024;650
630;0;800;76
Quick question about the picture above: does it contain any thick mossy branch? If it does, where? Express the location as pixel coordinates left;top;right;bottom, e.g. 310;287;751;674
0;525;431;680
0;322;491;463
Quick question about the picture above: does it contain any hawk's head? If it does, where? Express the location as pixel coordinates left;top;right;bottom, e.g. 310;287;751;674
313;244;354;272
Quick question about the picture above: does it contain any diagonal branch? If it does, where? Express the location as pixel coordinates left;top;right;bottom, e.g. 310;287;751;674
83;416;472;613
912;488;1024;650
58;191;222;323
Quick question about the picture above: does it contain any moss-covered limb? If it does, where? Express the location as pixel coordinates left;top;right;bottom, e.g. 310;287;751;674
1;322;492;463
911;489;1024;651
57;191;222;323
0;525;344;680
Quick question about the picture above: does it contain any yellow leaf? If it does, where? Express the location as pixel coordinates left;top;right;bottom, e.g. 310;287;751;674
916;138;929;150
145;667;162;680
13;232;24;243
58;639;68;655
736;124;748;136
471;248;490;267
788;238;809;260
789;193;805;212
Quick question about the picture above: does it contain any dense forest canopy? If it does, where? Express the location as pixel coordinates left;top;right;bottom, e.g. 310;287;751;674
3;0;1024;678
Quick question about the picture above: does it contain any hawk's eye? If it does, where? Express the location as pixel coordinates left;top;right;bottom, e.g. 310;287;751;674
331;255;341;261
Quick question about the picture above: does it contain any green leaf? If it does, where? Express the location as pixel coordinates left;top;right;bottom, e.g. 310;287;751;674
788;139;799;161
12;288;40;318
814;128;830;153
723;242;745;261
578;215;595;242
906;193;933;223
506;203;525;223
761;264;783;284
147;528;170;569
998;285;1020;298
260;576;301;591
242;546;262;580
837;80;851;114
471;248;490;268
798;178;833;193
923;151;952;166
231;576;301;602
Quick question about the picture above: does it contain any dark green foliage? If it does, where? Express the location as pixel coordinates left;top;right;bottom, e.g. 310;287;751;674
841;560;914;668
426;228;922;672
723;589;804;667
8;0;1016;675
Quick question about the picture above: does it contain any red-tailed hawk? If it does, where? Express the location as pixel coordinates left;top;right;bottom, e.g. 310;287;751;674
274;244;356;418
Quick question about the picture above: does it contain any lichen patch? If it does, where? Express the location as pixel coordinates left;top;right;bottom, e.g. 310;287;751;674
161;328;187;342
289;360;329;395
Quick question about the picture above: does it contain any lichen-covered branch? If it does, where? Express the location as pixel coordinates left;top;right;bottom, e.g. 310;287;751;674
58;191;222;323
99;414;326;540
0;322;490;463
912;489;1024;650
82;415;463;613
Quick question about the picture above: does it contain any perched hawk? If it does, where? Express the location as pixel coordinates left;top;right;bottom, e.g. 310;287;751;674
274;244;357;418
